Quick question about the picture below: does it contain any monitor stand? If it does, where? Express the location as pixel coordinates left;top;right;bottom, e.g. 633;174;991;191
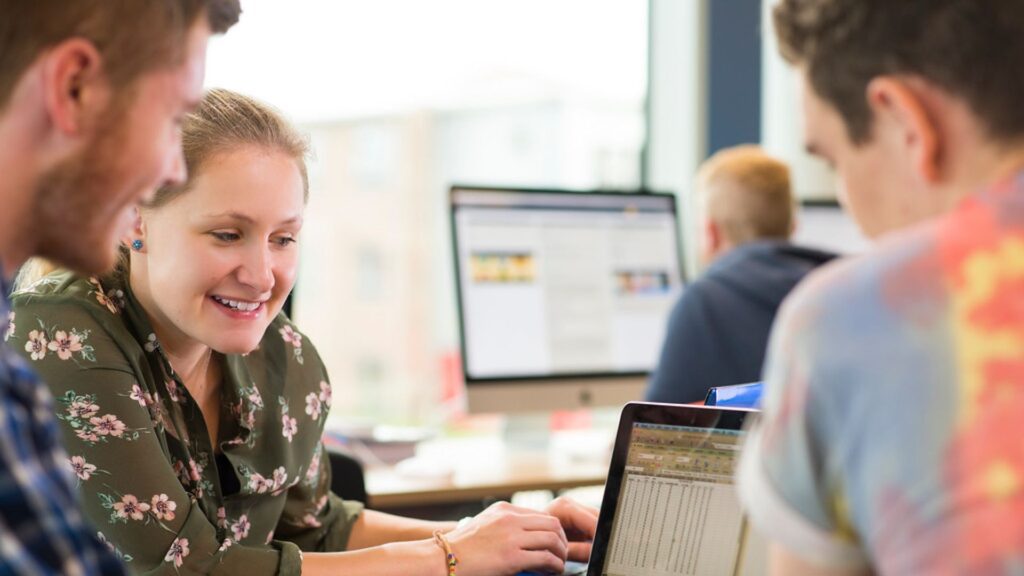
502;412;553;454
501;408;618;462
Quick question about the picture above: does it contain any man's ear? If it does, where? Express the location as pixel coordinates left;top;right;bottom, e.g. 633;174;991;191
706;219;722;250
702;218;724;264
41;38;111;136
865;76;941;184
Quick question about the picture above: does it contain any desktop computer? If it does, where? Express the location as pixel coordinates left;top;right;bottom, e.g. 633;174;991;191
449;186;685;414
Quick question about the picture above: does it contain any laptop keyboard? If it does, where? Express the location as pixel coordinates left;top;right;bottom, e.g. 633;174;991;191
517;561;588;576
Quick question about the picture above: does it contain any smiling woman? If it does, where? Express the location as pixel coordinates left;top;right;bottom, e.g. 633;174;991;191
7;88;596;575
133;146;306;358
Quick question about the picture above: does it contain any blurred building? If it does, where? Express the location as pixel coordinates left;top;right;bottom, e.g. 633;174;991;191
292;99;644;425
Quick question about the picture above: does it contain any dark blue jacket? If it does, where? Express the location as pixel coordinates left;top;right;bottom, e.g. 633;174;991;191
645;241;837;404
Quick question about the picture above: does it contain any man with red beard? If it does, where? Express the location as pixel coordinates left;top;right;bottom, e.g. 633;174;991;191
0;1;239;573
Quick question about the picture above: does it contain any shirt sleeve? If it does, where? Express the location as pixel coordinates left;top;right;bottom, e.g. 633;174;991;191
270;335;363;553
273;441;363;552
736;288;871;570
9;296;304;575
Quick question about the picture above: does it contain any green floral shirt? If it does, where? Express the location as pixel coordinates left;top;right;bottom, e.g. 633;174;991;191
8;272;362;575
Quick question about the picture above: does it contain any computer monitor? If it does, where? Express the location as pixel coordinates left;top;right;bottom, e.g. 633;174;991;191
793;199;871;254
450;186;685;413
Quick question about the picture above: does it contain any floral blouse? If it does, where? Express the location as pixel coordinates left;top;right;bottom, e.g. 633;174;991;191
7;272;362;575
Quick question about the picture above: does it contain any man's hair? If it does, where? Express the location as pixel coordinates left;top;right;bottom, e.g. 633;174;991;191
0;0;241;111
773;0;1024;146
698;145;794;245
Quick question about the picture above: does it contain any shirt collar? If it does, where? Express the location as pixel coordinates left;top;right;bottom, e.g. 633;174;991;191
109;273;255;440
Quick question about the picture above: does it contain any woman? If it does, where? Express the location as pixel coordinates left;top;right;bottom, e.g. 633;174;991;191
8;89;595;575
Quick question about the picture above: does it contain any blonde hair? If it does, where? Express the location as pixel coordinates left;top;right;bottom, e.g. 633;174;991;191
152;87;311;208
697;145;794;245
15;88;310;290
13;258;60;293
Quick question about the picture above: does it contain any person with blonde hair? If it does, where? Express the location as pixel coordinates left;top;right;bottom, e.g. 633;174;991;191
10;88;595;575
646;145;835;403
0;1;240;573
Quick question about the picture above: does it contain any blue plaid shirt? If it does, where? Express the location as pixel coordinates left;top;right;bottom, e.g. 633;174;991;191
0;274;125;575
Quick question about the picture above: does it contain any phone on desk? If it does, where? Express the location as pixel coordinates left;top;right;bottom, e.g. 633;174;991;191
517;560;588;576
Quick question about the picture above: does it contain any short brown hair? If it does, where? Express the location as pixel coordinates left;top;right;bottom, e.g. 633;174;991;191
773;0;1024;145
0;0;241;111
149;87;311;209
698;145;794;245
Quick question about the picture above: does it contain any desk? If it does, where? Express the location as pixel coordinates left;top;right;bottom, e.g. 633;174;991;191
361;431;613;513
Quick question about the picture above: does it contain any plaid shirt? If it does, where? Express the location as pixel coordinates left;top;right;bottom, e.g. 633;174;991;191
0;275;125;575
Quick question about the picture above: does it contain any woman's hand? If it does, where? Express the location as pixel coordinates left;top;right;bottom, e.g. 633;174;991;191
302;498;599;576
446;501;570;576
544;496;599;562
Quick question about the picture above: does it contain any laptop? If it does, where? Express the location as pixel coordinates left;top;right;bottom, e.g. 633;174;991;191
519;402;763;576
584;401;763;576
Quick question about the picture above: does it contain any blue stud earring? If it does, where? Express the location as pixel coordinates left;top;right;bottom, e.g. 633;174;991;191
131;239;144;251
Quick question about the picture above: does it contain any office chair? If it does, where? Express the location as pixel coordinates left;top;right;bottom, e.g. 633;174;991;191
328;449;368;504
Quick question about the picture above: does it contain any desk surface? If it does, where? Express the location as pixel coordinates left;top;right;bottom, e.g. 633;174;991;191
362;432;612;510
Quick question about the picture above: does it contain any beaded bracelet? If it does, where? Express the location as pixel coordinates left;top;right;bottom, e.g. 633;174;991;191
433;530;458;576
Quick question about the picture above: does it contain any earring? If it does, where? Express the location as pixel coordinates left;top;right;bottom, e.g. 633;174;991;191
131;239;144;251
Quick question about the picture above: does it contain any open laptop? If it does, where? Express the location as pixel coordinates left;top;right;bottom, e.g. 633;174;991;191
520;402;763;576
584;401;763;576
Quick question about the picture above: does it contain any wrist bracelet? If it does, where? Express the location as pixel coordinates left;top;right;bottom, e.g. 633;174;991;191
433;530;458;576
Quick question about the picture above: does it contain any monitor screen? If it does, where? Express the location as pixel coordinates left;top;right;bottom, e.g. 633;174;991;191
450;187;684;384
792;199;870;254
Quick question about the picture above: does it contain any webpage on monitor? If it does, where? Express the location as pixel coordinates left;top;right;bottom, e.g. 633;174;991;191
453;189;683;380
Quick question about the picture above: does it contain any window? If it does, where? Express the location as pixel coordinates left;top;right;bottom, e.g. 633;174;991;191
356;246;384;300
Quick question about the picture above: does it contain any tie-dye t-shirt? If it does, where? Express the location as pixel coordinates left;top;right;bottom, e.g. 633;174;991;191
737;171;1024;575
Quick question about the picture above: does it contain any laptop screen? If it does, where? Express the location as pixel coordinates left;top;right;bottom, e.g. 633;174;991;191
603;423;745;575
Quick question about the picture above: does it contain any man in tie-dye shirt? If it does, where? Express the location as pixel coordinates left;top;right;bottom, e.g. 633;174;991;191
737;1;1024;574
